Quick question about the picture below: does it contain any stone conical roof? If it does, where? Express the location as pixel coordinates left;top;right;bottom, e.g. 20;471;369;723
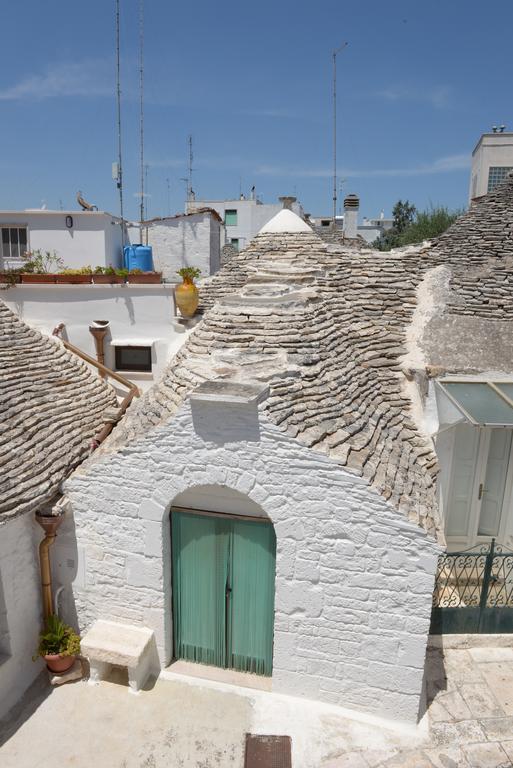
0;300;118;520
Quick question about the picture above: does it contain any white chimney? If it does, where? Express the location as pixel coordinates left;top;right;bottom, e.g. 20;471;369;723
278;195;297;210
343;194;359;239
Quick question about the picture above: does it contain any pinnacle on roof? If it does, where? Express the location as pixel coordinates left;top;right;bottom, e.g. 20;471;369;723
258;209;312;234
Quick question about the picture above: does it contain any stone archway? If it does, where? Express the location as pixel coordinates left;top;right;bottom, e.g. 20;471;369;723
169;485;276;676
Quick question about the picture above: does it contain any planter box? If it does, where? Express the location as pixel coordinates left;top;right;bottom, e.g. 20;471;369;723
92;274;126;284
55;274;92;284
21;274;58;283
0;272;21;284
127;272;162;284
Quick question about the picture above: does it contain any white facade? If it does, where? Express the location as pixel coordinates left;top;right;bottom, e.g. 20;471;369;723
0;513;43;720
1;285;195;392
187;197;304;251
469;132;513;200
63;398;440;724
128;210;221;281
0;211;125;272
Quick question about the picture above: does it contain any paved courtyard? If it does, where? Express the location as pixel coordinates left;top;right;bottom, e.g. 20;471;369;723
1;645;513;767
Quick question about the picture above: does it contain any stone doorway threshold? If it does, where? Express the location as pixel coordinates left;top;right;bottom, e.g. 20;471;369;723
164;659;272;692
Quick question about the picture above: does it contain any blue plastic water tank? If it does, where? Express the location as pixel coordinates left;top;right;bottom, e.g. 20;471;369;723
123;244;153;271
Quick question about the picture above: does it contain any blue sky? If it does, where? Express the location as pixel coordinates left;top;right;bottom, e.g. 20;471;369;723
1;0;511;220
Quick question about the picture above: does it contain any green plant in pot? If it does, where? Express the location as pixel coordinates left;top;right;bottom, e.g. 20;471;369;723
33;614;80;674
175;266;201;317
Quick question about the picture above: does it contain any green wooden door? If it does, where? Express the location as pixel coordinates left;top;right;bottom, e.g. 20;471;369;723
172;510;276;675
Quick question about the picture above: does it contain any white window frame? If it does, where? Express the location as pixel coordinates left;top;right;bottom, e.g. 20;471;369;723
1;225;29;263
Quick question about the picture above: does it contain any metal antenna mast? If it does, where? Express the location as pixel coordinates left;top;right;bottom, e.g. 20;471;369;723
332;42;348;228
187;134;194;202
139;0;145;234
115;0;125;245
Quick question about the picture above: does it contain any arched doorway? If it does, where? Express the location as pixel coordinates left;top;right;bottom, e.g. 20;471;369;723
170;487;276;676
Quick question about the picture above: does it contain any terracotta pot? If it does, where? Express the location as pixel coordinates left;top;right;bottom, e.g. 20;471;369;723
175;278;199;317
92;274;126;284
127;272;162;284
21;274;58;283
55;274;92;284
44;653;76;674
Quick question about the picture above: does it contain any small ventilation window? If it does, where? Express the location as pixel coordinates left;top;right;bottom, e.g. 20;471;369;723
115;345;152;372
487;167;513;193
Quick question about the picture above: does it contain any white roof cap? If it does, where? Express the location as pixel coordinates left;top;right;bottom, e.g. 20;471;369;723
259;209;312;234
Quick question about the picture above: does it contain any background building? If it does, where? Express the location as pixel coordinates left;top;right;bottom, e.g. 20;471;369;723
128;208;221;282
0;210;125;271
187;193;303;251
469;128;513;201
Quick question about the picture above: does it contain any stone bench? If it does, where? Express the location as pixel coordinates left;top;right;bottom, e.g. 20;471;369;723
81;620;158;693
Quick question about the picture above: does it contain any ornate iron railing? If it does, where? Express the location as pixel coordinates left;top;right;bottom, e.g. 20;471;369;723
431;539;513;633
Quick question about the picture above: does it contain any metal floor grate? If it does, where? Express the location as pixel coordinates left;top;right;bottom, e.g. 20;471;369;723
244;734;292;768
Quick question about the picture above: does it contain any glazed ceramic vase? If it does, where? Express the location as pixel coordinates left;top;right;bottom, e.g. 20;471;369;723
175;277;199;317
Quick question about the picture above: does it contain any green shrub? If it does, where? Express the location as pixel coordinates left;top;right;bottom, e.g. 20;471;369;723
177;267;201;281
33;615;80;660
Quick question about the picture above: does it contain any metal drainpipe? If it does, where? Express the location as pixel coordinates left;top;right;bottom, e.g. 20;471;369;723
35;511;65;622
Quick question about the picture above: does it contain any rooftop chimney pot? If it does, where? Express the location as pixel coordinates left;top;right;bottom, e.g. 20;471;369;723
279;196;297;210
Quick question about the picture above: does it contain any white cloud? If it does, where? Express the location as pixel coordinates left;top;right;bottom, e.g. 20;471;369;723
255;154;470;179
378;84;452;109
0;59;114;101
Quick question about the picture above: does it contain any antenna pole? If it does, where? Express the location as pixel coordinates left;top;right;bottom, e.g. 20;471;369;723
187;134;193;202
332;42;348;228
139;0;145;237
115;0;125;246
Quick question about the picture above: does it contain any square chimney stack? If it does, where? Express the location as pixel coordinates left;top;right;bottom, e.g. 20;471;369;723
343;194;359;239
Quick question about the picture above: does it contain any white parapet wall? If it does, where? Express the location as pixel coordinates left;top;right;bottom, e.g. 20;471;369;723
0;513;44;721
1;284;196;391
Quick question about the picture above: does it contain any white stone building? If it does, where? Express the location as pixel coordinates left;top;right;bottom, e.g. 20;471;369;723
127;208;222;282
186;194;303;251
469;129;513;200
4;178;513;727
0;210;125;272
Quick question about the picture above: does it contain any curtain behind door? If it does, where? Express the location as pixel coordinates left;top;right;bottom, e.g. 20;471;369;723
172;511;230;667
228;518;276;676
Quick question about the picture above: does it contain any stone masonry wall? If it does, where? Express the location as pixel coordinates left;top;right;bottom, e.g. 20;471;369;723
63;399;441;724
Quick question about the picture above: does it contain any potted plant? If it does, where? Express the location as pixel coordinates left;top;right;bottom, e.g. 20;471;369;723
55;266;93;284
20;249;64;283
127;268;162;284
92;266;125;284
33;614;81;674
175;267;201;317
0;268;22;287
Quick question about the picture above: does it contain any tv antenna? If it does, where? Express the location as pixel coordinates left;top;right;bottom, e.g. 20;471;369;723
138;0;145;234
115;0;125;244
187;135;194;202
332;41;348;227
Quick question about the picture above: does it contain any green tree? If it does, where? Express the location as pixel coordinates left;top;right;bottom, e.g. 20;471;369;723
373;202;462;251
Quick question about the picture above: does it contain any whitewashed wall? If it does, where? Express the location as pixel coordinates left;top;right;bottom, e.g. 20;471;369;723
0;513;44;720
2;285;195;392
63;398;441;724
0;212;124;271
127;214;220;281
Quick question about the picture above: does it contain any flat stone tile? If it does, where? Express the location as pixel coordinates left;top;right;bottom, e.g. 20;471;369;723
462;741;511;768
482;663;513;715
501;741;513;763
322;751;369;768
377;752;434;768
430;720;487;747
443;650;485;685
479;716;513;741
428;698;453;724
469;647;513;664
423;746;470;768
436;690;473;721
360;746;399;766
459;683;505;719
